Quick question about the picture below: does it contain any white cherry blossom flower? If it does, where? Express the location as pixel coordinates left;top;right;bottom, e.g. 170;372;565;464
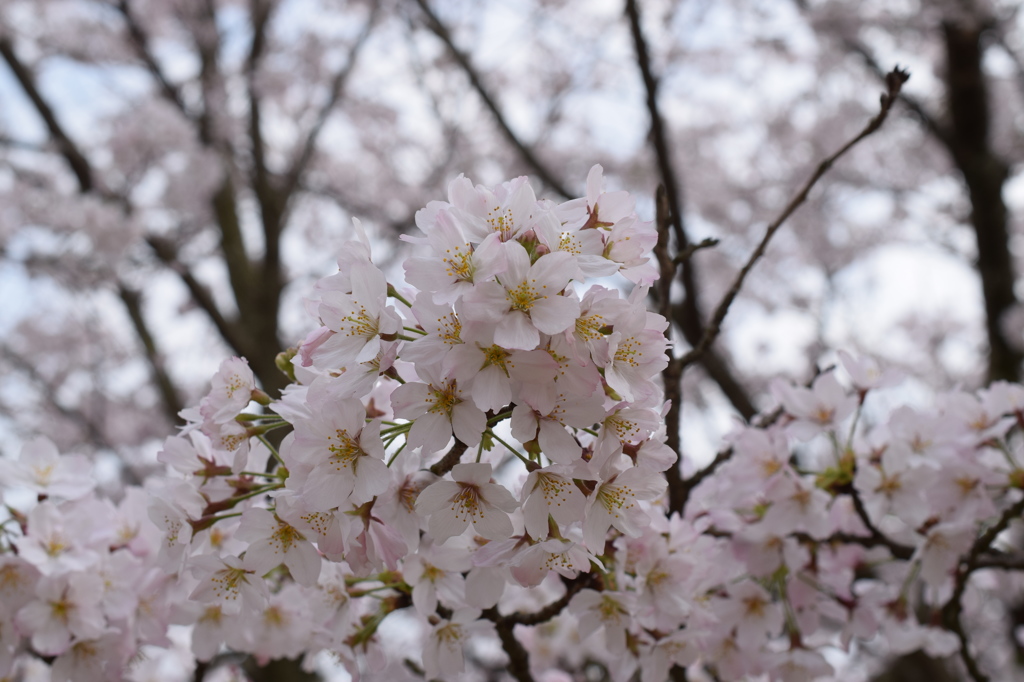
415;462;519;542
0;436;93;500
519;466;587;539
463;242;581;350
583;464;666;551
235;507;322;586
16;572;105;655
421;608;491;679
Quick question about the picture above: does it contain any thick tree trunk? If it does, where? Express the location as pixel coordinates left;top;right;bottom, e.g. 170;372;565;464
943;20;1020;383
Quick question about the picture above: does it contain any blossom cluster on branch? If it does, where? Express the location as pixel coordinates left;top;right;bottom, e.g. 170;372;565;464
3;169;1024;681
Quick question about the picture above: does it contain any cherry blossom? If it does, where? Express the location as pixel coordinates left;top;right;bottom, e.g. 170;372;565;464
415;463;519;542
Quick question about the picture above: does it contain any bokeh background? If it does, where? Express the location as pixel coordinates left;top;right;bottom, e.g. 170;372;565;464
2;0;1023;678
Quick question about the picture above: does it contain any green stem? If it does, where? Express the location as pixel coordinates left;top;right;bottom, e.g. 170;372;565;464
386;441;407;467
257;434;287;469
487;409;514;425
380;422;413;437
489;431;532;467
845;403;863;452
403;326;427;336
388;285;413;308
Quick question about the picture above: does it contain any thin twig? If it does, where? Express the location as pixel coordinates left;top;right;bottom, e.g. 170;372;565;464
679;67;910;371
117;284;183;424
428;440;468;477
0;37;97;194
626;0;756;421
412;0;572;199
942;495;1024;682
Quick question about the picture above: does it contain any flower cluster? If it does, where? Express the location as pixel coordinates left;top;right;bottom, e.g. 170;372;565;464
6;171;1024;681
0;439;180;681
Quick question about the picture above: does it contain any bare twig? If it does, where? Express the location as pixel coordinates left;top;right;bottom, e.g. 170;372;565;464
0;347;110;451
653;185;687;514
428;440;469;477
625;0;756;421
117;284;183;424
145;235;251;359
678;67;910;371
412;0;573;199
0;37;96;194
281;5;378;204
116;0;190;116
942;495;1024;682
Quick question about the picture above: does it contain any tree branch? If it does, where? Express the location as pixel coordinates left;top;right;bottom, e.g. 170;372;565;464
625;0;756;423
145;235;251;360
117;284;183;424
0;36;95;193
428;440;469;477
678;68;910;372
0;347;110;451
281;6;378;205
941;496;1024;682
115;0;190;116
412;0;573;199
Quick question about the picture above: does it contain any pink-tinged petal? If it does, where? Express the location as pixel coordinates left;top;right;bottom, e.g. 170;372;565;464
469;366;512;412
451;463;493;486
412;581;438;616
510;404;539;443
415;480;461;514
521;497;550;540
428;507;470;543
470;506;514;540
538;421;581;464
285;540;323;587
502;237;533;283
303;465;355;509
390;382;432;420
408;413;453;454
530;294;581;335
451;403;486;447
354;337;382;364
473;233;508;281
462;282;508;323
583;504;613;550
298;326;333;367
528;251;576;290
495;312;539;350
480;482;519;512
352;456;391;505
585;165;603;204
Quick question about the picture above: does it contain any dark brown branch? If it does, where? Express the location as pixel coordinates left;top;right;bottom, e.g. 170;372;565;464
842;38;953;148
971;551;1024;570
0;347;110;450
941;496;1024;682
0;37;95;193
428;440;469;477
625;0;756;422
837;22;1019;382
412;0;573;199
678;68;910;372
117;284;183;424
941;20;1019;383
841;482;916;561
241;0;290;394
281;6;378;204
654;186;687;513
675;405;785;514
145;235;251;359
478;573;596;682
492;619;534;682
116;0;190;116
